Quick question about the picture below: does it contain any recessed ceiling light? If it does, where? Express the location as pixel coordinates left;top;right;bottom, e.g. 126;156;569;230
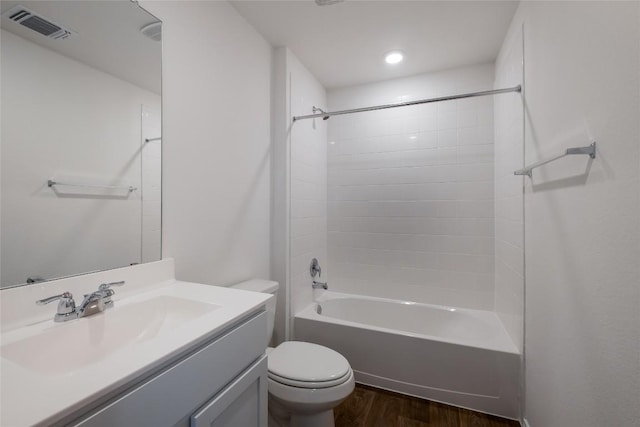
385;51;404;65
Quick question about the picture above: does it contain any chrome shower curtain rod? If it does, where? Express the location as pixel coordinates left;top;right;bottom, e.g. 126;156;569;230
292;85;521;122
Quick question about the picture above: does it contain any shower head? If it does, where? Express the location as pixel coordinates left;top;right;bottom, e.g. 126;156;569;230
313;106;331;120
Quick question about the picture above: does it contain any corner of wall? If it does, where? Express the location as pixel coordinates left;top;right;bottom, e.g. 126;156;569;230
271;47;290;345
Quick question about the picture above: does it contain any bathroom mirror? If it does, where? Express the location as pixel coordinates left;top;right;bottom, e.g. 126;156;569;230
0;1;162;288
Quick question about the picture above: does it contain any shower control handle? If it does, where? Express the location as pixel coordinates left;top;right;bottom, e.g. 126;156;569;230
310;258;322;278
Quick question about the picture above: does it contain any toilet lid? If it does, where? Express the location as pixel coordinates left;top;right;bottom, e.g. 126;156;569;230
268;341;351;388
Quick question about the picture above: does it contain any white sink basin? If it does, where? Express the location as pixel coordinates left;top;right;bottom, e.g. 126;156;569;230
1;295;219;375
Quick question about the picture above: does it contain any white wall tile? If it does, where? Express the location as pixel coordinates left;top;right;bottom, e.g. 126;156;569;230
437;110;457;130
327;64;496;310
458;109;478;128
288;51;328;324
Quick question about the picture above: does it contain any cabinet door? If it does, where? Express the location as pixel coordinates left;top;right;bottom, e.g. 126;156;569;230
190;356;267;427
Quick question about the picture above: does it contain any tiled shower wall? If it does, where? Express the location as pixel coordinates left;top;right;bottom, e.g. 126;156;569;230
288;51;328;323
327;64;496;310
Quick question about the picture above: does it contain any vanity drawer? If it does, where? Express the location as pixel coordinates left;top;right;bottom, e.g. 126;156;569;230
73;311;267;427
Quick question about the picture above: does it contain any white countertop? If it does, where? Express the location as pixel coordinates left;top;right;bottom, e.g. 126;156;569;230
0;275;271;426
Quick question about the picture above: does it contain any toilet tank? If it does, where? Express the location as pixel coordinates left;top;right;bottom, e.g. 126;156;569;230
231;280;279;342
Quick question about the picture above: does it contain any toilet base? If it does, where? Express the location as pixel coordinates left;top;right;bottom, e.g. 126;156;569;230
268;395;336;427
268;406;335;427
291;410;334;427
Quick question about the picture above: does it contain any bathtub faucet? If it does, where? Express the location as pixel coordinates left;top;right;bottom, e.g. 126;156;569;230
312;280;328;290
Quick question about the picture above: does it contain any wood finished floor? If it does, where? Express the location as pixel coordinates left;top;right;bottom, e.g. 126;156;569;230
334;384;520;427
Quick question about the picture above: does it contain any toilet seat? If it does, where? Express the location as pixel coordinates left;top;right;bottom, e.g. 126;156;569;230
268;369;351;389
268;369;355;408
268;341;351;389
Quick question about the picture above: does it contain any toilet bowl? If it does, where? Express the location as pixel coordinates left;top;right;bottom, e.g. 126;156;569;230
267;341;355;427
232;280;355;427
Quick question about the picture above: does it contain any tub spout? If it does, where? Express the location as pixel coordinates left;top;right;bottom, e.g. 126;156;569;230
312;280;328;290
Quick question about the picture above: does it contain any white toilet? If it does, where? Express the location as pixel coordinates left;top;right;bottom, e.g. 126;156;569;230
232;280;355;427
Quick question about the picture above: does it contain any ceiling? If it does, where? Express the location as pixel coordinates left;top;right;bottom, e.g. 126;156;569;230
232;0;519;89
1;1;161;94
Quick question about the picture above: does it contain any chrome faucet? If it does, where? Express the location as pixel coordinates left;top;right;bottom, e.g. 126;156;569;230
310;258;328;290
35;291;77;322
36;281;125;322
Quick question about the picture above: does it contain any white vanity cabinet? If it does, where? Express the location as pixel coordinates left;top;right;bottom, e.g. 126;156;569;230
70;311;268;427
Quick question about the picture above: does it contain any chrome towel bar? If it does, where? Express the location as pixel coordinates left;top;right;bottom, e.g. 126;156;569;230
47;179;137;192
514;142;596;178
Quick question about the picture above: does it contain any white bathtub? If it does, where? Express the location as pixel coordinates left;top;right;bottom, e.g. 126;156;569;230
294;292;520;419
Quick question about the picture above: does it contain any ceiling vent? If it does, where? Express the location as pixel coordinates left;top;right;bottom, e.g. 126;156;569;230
2;5;76;40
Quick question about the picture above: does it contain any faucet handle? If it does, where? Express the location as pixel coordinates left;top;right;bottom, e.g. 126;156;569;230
36;292;76;321
97;281;124;308
310;258;322;278
98;281;125;291
36;291;74;306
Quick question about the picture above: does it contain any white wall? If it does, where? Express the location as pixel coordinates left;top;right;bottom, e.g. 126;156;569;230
327;64;496;310
271;47;289;344
494;27;524;353
287;50;327;329
141;1;272;286
1;30;160;287
506;2;640;426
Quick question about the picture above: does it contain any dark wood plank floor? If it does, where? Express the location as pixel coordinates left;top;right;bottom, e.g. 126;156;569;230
334;384;520;427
